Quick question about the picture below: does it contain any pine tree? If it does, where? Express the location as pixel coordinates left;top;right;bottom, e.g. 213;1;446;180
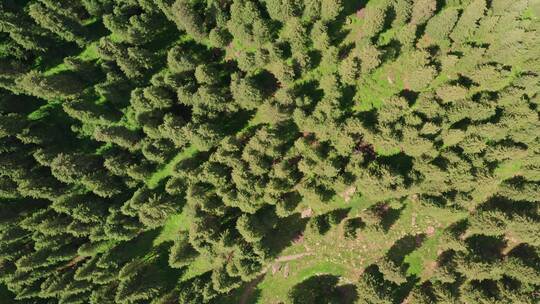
171;0;208;41
168;233;198;268
320;0;343;22
410;0;437;25
377;257;407;284
211;265;242;293
419;8;459;48
449;0;487;44
28;2;89;46
355;267;394;304
94;126;143;151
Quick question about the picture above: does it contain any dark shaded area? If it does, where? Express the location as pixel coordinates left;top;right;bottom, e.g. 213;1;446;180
380;205;404;232
262;214;309;257
399;89;419;106
343;217;365;238
465;235;506;261
309;208;351;235
0;283;19;304
376;153;413;177
387;234;426;265
288;274;357;304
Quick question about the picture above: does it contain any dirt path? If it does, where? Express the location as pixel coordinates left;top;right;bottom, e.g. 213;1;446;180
274;252;314;263
238;274;265;304
238;252;314;304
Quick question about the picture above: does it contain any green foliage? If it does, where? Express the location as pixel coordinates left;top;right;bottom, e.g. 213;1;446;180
0;0;539;303
28;2;89;46
171;0;208;41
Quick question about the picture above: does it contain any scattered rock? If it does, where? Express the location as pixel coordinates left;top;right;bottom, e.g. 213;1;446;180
271;263;280;275
292;232;304;244
340;186;357;203
356;8;366;19
301;208;313;218
415;235;423;246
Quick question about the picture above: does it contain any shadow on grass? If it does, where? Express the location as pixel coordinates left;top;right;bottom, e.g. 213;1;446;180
262;213;309;257
308;207;351;235
288;274;358;304
387;234;426;265
343;217;366;238
380;204;404;232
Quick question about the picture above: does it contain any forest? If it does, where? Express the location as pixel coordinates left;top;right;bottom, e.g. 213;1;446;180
0;0;539;303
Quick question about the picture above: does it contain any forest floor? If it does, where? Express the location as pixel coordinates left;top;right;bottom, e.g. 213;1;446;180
239;253;315;304
247;194;466;303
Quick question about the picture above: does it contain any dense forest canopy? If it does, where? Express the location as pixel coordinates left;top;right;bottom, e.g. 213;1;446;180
0;0;539;303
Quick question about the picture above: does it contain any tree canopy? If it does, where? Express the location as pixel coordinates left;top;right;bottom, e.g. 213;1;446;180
0;0;539;303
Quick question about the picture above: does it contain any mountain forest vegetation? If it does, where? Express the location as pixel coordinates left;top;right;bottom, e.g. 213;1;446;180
0;0;539;303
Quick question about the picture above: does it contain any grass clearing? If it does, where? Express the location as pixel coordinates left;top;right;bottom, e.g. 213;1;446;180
146;145;198;189
27;100;62;120
495;160;522;180
403;230;443;278
181;254;215;281
256;259;346;303
153;207;191;246
252;197;467;303
43;42;100;76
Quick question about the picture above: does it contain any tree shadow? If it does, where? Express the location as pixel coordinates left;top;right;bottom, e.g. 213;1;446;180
218;274;264;304
288;274;358;304
252;70;279;96
357;264;399;302
326;0;368;47
376;153;414;179
479;195;538;219
339;84;357;113
399;89;419;106
336;283;358;304
219;110;254;135
465;234;507;261
309;208;351;235
310;214;331;235
248;287;262;304
295;79;324;113
328;208;351;225
358;264;422;303
387;234;426;265
393;275;422;304
85;20;109;42
262;213;308;257
342;0;368;17
343;217;365;238
380;205;404;232
0;92;45;114
36;42;81;72
507;243;540;269
0;282;17;304
379;38;402;61
111;228;161;260
366;201;405;232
